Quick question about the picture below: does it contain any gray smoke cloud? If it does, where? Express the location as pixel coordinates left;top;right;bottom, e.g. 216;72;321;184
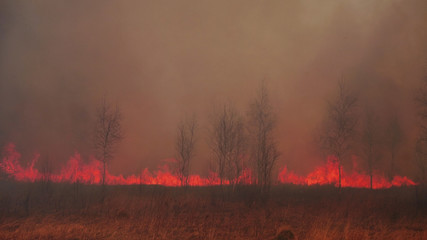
0;0;426;177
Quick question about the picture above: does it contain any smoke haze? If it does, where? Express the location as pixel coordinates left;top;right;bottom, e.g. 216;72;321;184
1;0;427;177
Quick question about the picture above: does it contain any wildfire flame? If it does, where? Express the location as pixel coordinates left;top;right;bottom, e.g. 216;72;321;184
278;156;416;188
0;143;416;188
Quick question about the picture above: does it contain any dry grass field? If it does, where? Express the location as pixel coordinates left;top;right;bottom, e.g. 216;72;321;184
0;181;426;240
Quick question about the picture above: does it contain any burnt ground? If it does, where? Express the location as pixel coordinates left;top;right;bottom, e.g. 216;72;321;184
0;181;426;240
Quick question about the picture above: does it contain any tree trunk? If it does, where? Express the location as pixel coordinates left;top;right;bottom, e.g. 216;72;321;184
103;160;106;186
390;151;395;179
338;164;341;189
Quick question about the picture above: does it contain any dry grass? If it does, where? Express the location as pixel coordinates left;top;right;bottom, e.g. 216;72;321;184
0;182;426;239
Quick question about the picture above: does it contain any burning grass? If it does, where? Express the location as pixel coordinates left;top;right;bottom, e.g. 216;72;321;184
0;181;426;240
0;143;417;188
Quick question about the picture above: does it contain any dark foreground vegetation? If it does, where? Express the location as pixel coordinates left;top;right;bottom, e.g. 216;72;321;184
0;180;426;240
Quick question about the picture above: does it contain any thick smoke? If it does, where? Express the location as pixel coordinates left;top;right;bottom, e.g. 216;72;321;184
0;0;426;177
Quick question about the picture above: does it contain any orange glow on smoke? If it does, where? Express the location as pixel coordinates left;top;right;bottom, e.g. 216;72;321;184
0;143;416;188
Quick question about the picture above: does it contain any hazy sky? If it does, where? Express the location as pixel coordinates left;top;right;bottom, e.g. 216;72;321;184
1;0;426;176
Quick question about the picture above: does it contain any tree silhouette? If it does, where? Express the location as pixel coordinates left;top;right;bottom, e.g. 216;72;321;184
210;104;245;187
248;82;279;193
320;80;358;189
175;115;197;186
94;99;122;186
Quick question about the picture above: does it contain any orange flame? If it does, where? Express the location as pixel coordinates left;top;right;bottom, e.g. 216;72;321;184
277;156;416;188
0;143;244;186
0;143;416;188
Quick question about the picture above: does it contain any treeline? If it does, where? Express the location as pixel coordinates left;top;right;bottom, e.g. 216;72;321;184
94;78;427;192
96;81;279;193
318;79;427;189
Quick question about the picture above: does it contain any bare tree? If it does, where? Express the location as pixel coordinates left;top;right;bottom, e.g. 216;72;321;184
175;115;197;186
210;104;245;187
415;139;427;184
320;80;358;189
94;99;123;186
228;117;245;187
40;155;52;185
248;82;279;193
40;154;52;195
415;76;427;184
385;115;403;179
361;109;381;189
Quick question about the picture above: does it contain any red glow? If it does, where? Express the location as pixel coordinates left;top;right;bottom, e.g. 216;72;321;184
0;143;417;188
278;156;416;188
0;143;244;186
